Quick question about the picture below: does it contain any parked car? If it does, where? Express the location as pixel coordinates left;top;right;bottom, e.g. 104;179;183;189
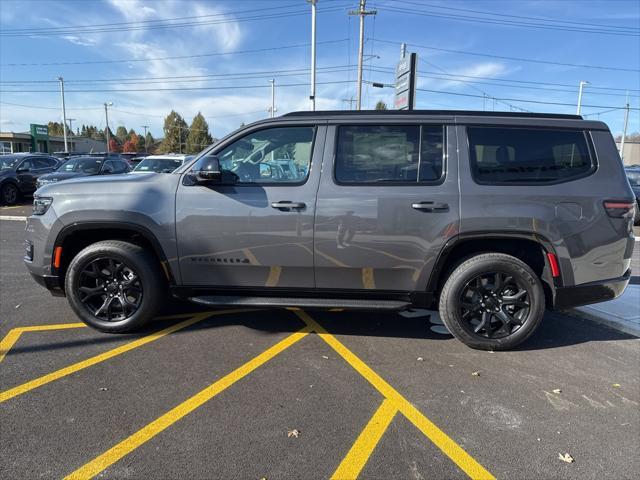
132;154;191;173
625;167;640;225
36;155;131;189
25;110;635;351
0;153;59;205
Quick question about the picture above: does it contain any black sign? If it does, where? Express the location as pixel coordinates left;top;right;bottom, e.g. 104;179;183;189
394;52;417;110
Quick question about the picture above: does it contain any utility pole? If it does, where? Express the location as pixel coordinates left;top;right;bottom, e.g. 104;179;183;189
342;97;357;110
308;0;317;111
141;125;149;153
104;102;113;154
620;93;630;162
67;118;76;136
349;0;376;110
268;79;276;118
57;77;68;153
576;80;589;115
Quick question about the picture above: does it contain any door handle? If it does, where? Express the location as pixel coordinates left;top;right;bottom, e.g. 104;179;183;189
411;201;449;212
271;201;306;210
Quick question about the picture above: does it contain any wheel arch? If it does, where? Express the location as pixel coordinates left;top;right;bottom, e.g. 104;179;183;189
53;222;175;290
427;231;559;308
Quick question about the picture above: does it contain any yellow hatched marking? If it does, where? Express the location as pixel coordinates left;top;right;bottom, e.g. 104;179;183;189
294;310;495;480
0;310;252;403
265;266;282;287
0;323;86;363
64;326;311;480
331;399;397;480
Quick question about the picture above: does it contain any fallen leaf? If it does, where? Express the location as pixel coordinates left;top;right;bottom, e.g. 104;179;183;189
558;453;574;463
552;389;562;394
417;357;424;362
612;383;621;388
472;371;480;376
287;429;300;438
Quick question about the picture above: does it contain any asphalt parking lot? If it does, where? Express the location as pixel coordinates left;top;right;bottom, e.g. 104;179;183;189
1;201;639;479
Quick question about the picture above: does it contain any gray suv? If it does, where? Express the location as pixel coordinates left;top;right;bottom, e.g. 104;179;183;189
24;111;636;350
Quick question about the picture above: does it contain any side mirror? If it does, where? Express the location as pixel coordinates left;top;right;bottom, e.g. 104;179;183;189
259;163;273;178
195;155;221;184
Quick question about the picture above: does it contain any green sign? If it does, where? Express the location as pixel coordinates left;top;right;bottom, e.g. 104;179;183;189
30;124;49;138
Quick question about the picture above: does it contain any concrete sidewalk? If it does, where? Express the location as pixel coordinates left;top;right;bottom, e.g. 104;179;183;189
570;284;640;337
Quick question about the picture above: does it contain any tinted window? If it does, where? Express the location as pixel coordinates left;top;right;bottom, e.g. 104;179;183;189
335;125;444;184
198;126;315;184
134;158;183;173
33;158;55;169
467;127;593;184
58;157;103;174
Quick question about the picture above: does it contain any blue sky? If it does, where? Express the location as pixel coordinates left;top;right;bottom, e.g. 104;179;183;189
0;0;638;139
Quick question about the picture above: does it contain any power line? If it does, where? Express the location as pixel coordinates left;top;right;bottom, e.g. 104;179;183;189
0;39;348;67
0;101;102;110
1;80;353;94
0;5;350;37
374;39;639;73
387;0;639;33
378;3;639;37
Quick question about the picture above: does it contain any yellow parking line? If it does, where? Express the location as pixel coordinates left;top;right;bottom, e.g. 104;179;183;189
0;323;86;363
265;266;282;287
315;248;349;268
361;267;376;289
294;310;495;480
0;310;251;403
64;326;312;480
242;248;260;265
331;398;397;480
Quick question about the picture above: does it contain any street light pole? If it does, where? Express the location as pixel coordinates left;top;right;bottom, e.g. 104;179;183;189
57;76;68;153
620;94;630;162
308;0;317;111
269;79;276;118
576;80;589;115
104;102;113;154
141;125;149;153
349;0;376;110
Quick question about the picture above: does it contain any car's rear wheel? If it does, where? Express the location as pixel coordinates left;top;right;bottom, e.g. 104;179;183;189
1;183;19;205
65;240;165;333
438;253;545;351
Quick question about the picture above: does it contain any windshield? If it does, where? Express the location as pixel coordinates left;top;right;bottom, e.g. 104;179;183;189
57;157;103;174
0;156;20;170
627;170;640;186
133;158;182;173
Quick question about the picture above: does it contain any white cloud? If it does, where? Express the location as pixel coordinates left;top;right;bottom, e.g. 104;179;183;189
61;36;98;47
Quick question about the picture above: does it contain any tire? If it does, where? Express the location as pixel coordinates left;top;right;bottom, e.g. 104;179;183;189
65;240;165;333
438;253;545;351
1;183;19;205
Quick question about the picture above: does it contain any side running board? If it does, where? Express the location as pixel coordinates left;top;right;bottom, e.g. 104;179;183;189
188;295;410;311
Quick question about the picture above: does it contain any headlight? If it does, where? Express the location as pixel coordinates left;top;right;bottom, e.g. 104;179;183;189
33;197;53;215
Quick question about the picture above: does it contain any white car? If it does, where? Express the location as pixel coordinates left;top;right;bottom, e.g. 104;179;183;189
132;154;193;173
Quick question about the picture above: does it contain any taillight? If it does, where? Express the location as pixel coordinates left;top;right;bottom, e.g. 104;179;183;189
603;200;635;218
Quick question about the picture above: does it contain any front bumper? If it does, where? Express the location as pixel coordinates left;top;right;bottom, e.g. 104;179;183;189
554;269;631;310
29;272;65;296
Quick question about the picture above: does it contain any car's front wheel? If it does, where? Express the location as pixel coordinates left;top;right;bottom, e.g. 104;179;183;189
438;253;545;351
65;240;165;332
1;183;19;205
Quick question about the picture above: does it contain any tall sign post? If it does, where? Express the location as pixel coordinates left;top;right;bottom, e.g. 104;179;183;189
394;46;418;110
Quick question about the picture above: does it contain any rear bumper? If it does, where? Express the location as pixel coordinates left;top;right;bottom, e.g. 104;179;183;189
554;269;630;310
29;272;65;297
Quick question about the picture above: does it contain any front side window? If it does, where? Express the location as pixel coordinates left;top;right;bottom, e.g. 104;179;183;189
58;157;103;174
195;126;315;184
335;125;444;184
467;127;594;184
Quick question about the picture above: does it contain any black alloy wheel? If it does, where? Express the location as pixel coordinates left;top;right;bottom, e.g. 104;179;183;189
78;257;143;322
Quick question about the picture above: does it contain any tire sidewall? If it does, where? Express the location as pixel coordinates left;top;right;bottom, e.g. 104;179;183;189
439;255;545;350
65;242;162;332
1;183;18;205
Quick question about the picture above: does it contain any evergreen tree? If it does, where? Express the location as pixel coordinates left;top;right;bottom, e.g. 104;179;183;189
185;112;213;154
375;100;388;110
158;110;188;153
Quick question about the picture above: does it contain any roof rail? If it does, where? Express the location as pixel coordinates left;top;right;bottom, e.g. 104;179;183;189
281;110;583;120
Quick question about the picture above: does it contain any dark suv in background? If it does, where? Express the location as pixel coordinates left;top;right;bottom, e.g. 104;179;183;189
36;155;131;189
25;111;635;350
0;153;59;205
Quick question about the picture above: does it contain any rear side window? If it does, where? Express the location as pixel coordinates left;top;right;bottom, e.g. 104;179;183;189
467;127;594;184
335;125;444;184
